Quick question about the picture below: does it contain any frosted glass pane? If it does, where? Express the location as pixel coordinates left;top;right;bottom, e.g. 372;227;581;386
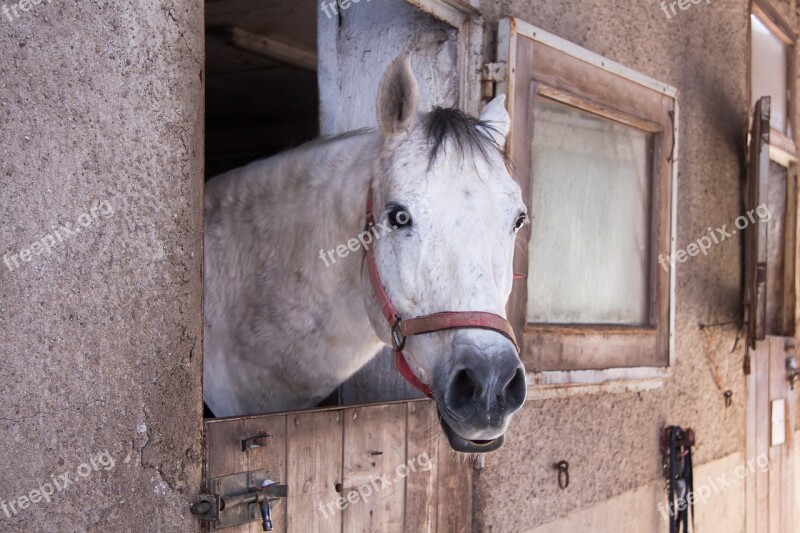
751;15;788;133
527;99;650;325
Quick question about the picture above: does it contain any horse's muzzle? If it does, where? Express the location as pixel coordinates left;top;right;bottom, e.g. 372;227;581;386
438;413;506;453
434;343;526;453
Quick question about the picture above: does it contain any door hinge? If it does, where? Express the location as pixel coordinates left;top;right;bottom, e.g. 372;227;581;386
481;62;507;99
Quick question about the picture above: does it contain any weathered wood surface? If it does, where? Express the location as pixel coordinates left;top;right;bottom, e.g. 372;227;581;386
319;0;459;135
746;336;797;533
205;400;471;532
287;411;343;533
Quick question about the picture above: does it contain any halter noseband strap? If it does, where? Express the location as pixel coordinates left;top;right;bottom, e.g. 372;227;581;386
363;184;519;398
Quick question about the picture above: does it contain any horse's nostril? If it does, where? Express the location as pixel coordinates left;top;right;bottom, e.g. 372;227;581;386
444;358;525;424
503;367;526;410
450;368;479;407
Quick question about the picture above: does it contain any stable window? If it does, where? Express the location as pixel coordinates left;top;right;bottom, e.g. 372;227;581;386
751;2;794;143
746;2;797;341
498;19;678;380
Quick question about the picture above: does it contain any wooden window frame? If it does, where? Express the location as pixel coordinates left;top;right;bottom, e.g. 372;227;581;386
497;19;679;390
747;0;799;341
750;0;797;165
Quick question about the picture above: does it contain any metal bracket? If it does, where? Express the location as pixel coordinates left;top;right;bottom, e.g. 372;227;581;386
190;470;287;530
241;433;272;451
481;62;508;99
787;356;799;390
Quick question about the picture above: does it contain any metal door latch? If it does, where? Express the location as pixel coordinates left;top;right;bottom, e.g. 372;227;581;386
191;470;288;531
787;356;799;389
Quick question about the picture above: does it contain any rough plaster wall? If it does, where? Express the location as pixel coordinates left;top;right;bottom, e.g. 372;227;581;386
527;453;745;533
0;1;204;531
473;1;758;531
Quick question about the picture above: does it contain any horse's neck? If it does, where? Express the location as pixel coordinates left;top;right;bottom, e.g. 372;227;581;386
310;132;382;250
289;131;377;281
297;131;385;352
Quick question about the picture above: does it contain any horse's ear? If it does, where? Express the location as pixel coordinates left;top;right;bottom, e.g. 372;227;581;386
478;95;511;149
377;54;419;136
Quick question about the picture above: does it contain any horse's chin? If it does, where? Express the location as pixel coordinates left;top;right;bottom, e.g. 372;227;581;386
438;410;505;453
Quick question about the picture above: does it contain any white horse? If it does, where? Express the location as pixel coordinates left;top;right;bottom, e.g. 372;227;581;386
204;54;527;452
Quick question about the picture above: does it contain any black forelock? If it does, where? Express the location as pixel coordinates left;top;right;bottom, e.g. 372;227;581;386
422;107;506;168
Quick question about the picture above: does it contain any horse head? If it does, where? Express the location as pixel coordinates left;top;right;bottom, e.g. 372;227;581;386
364;54;527;453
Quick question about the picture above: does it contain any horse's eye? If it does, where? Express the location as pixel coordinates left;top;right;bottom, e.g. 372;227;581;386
514;213;527;232
388;208;411;228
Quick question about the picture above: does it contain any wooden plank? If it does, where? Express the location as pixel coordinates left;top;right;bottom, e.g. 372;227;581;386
782;167;797;335
782;339;797;533
436;438;472;532
205;419;250;533
404;401;439;533
205;416;289;533
752;2;796;45
206;419;249;480
342;404;407;533
745;346;757;533
536;84;664;133
504;34;533;349
317;0;341;136
220;26;317;71
747;98;771;343
526;38;670;129
244;416;287;533
524;326;659;370
286;411;344;533
768;337;783;533
755;340;770;531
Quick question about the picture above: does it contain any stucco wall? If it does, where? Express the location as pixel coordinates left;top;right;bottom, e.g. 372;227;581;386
0;1;204;530
0;1;796;532
472;1;798;531
526;452;746;533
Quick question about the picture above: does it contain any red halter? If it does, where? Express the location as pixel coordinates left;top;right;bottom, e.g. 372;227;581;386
363;184;519;398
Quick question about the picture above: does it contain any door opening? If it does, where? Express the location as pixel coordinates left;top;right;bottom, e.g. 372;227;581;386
205;2;318;180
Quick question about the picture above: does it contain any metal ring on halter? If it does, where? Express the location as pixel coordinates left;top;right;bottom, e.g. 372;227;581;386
391;319;406;351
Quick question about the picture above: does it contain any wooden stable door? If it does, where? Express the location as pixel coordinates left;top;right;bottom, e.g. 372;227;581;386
744;97;798;533
745;337;797;533
201;400;471;532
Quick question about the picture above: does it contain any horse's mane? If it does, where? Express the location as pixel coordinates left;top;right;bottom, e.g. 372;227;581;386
422;107;507;168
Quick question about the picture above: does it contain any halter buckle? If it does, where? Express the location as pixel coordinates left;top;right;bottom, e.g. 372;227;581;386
391;319;406;351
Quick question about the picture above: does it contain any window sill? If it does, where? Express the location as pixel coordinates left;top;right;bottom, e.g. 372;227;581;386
524;366;670;399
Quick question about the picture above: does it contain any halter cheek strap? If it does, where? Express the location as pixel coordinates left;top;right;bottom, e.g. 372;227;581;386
363;183;519;398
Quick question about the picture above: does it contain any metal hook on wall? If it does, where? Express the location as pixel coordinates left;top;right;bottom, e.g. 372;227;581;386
554;460;569;490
